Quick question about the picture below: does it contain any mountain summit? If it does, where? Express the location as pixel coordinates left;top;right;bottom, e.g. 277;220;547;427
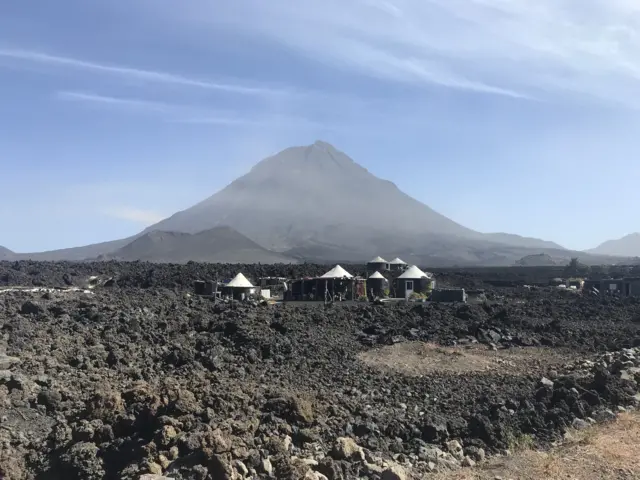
146;141;475;252
141;141;559;262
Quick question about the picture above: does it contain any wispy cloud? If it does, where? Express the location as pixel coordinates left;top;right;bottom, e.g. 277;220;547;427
56;91;247;124
158;0;640;105
55;90;327;129
101;207;166;225
57;91;173;112
0;48;294;97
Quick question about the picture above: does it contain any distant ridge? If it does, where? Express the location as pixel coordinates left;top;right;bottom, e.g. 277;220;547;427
485;233;563;250
588;233;640;257
100;226;298;264
0;246;14;260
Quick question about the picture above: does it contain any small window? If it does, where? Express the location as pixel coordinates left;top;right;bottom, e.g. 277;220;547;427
406;281;414;290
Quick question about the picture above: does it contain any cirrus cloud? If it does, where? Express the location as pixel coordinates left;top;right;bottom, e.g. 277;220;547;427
144;0;640;107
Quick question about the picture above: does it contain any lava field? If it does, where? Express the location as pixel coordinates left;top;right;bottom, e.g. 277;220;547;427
2;261;640;480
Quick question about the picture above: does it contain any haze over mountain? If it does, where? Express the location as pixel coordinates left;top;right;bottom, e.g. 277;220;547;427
0;246;14;260
150;141;478;246
101;226;297;264
4;1;640;257
147;141;560;257
1;141;632;266
588;233;640;257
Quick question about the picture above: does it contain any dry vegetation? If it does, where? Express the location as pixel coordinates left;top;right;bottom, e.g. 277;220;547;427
435;412;640;479
358;342;573;376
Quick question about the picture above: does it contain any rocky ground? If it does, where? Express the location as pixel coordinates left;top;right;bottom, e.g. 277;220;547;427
1;261;640;479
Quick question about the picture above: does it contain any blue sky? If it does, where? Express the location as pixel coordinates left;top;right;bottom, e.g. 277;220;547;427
2;0;640;252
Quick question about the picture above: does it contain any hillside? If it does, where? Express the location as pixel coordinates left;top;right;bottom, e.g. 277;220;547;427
588;233;640;257
139;141;561;262
515;253;559;267
12;238;134;262
101;226;297;264
0;246;14;260
485;233;564;250
3;141;626;265
145;141;477;248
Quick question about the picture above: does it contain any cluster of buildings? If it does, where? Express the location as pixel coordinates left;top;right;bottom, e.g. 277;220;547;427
583;277;640;297
193;256;470;303
284;257;438;302
193;263;640;303
547;275;640;298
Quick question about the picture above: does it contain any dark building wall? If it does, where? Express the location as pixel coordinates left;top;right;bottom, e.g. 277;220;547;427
583;280;601;292
220;287;252;300
584;278;640;297
289;279;317;300
289;278;355;301
317;278;356;300
367;262;389;273
393;277;431;298
194;281;216;295
603;280;625;293
367;278;387;298
629;280;640;297
431;289;467;303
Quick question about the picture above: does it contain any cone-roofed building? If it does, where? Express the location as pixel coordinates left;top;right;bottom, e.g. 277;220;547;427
367;270;389;298
222;272;255;300
367;256;390;273
397;265;431;280
226;273;254;288
394;265;435;298
389;257;408;272
321;265;353;279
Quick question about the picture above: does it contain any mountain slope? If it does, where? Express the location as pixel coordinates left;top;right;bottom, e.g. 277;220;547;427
8;141;593;265
0;246;14;260
588;233;640;257
12;238;134;261
102;226;297;264
484;233;564;250
144;141;555;254
515;253;559;266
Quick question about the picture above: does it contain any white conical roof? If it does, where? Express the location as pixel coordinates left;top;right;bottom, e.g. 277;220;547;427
390;257;407;265
397;265;430;279
226;273;254;288
321;265;353;279
369;271;385;279
368;256;388;263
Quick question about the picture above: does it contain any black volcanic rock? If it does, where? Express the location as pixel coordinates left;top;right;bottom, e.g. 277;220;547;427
104;226;297;264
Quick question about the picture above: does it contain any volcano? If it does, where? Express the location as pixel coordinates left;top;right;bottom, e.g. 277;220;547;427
7;141;610;266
